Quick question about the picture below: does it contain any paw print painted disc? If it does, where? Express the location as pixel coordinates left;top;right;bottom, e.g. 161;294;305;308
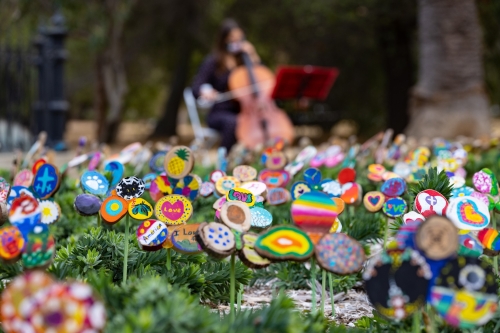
128;197;153;220
155;195;193;225
136;219;168;250
80;171;109;196
100;195;128;224
32;164;60;199
116;176;145;200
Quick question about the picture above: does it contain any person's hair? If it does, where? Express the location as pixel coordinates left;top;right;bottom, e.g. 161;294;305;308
214;18;242;71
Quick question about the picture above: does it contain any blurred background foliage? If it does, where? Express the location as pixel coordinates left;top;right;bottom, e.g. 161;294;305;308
0;0;499;140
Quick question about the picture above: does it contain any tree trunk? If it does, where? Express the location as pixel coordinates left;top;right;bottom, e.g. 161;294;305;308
150;0;199;139
375;0;416;135
406;0;490;138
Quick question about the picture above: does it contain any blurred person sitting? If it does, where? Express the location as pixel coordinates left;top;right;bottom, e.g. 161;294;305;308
191;19;260;152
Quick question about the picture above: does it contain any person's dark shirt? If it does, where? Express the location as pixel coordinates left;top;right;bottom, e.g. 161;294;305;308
191;54;240;115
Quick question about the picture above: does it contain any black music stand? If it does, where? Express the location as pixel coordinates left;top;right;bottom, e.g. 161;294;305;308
271;66;339;101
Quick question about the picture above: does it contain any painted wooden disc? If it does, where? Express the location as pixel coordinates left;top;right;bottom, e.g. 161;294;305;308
0;202;8;225
332;198;345;215
403;211;425;224
310;151;326;168
364;248;432;320
250;206;273;228
430;256;498;328
258;169;290;188
39;200;61;224
142;173;157;190
32;164;60;199
22;225;55;269
136;219;168;250
80;171;109;196
254;225;314;262
239;232;272;269
367;164;386;182
449;176;465;189
285;156;303;173
303;168;322;186
451;186;474;199
116;176;145;200
291;191;338;234
393;162;412;179
414;189;448;217
329;217;343;233
104;161;124;187
155;195;193;225
290;181;312;200
382;197;407;218
128;197;153;220
473;168;498;195
200;182;215;197
233;165;257;182
226;187;255;207
315;233;365;275
220;201;252;232
171;223;203;254
20;281;106;333
32;158;46;175
88;151;103;170
173;174;200;201
0;271;55;331
209;170;226;183
13;169;34;187
363;191;385;212
338;168;356;184
446;196;490;230
0;177;11;203
240;181;267;196
67;154;89;168
381;177;406;197
320;180;342;198
74;194;102;216
196;222;235;258
149;151;167;173
382;172;401;181
0;225;24;262
265;150;287;170
164;146;194;179
149;174;174;202
415;215;458;260
100;195;128;224
267;188;290;205
478;228;500;255
215;176;241;196
295;145;317;163
340;182;362;205
7;186;34;211
9;194;42;236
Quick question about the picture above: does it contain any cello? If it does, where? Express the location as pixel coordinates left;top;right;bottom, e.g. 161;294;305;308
228;52;294;150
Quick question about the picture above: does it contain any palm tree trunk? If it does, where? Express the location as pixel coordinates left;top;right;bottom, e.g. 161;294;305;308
406;0;489;138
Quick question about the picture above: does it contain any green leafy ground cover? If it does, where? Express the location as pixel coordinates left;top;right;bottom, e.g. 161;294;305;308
1;150;500;332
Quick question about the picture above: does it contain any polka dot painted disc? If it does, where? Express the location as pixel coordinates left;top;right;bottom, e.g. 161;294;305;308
315;233;365;275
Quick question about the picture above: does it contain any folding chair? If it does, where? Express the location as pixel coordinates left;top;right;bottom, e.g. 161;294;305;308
183;87;219;165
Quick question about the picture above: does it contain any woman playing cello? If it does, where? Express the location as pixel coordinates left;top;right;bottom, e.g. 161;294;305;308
191;19;294;151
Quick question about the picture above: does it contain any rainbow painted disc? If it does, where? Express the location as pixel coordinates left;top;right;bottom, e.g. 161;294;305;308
291;191;339;234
